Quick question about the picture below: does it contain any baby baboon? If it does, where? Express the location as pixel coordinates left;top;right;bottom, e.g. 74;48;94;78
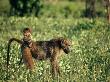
7;28;34;69
22;27;32;47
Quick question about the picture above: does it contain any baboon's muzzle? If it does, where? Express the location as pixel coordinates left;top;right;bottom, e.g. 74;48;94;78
64;47;70;54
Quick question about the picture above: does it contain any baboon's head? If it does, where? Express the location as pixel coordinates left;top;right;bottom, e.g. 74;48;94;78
60;38;71;54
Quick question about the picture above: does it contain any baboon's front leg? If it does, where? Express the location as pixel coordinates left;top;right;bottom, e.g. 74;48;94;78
50;58;60;76
56;62;60;75
50;60;57;76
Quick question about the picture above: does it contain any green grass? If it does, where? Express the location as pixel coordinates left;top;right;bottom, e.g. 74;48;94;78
0;17;110;82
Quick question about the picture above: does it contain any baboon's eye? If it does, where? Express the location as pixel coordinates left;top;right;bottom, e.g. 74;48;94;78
68;44;71;46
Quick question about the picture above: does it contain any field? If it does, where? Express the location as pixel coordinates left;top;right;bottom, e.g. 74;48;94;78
0;17;110;82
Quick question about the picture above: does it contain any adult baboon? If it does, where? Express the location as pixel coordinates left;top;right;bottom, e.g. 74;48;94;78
7;37;71;76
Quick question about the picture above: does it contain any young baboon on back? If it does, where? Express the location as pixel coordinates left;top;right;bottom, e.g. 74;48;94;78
7;28;34;70
22;28;32;48
20;28;34;69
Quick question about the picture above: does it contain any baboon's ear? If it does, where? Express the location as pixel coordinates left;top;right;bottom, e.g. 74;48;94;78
60;39;64;45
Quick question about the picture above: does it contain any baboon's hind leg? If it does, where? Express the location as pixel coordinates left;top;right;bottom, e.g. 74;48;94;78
22;47;34;70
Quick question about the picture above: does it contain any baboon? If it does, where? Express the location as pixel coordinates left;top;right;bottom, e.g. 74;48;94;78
22;27;32;47
7;28;34;70
7;29;71;76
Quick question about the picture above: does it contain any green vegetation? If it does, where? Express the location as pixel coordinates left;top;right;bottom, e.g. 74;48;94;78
40;1;85;18
0;0;105;18
0;17;110;82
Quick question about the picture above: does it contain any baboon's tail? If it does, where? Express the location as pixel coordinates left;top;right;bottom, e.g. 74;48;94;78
7;38;23;68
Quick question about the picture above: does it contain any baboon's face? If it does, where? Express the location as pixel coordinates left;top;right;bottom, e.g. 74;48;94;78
23;31;31;39
61;39;71;54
